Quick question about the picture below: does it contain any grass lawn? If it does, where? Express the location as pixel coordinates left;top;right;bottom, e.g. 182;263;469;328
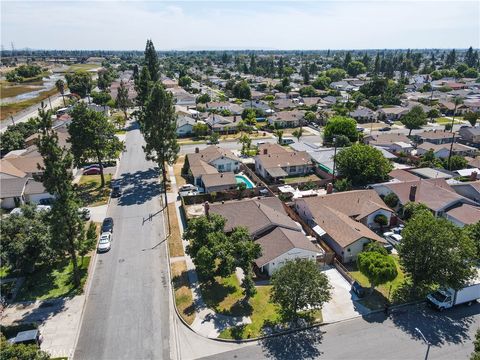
115;129;127;135
349;255;405;309
435;117;463;125
0;87;58;121
15;257;90;301
77;174;112;206
173;156;187;188
171;261;195;325
283;174;321;184
67;64;100;72
167;203;184;257
0;266;12;279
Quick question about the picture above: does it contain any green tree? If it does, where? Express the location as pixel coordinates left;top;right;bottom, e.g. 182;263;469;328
0;335;50;360
197;93;211;104
292;127;303;142
65;70;92;98
335;144;393;185
208;131;220;144
401;105;427;136
134;65;151;107
0;204;52;273
274;129;284;144
334;178;352;192
357;251;397;292
334;134;351;147
374;213;389;231
312;75;331;90
299;85;316;97
139;82;180;205
115;80;132;121
347;61;367;77
384;193;399;208
465;46;479;68
325;68;347;82
35;107;87;286
69;103;124;187
111;113;126;130
445;155;468;171
399;209;477;290
471;329;480;360
91;91;112;110
144;39;160;82
464;112;479;127
193;122;209;137
55;79;67;106
178;76;192;88
464;222;480;259
323;116;358;144
0;118;39;153
233;81;251;100
238;133;252;155
270;259;332;320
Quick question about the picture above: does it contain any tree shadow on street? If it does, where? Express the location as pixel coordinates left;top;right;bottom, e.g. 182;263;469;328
390;302;479;346
115;167;161;206
260;327;324;360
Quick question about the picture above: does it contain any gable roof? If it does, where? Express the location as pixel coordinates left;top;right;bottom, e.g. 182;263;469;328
255;151;311;170
0;159;27;178
446;203;480;225
255;227;321;267
389;169;420;182
201;172;236;188
0;177;28;198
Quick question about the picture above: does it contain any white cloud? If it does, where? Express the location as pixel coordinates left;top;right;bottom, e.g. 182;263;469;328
1;1;478;50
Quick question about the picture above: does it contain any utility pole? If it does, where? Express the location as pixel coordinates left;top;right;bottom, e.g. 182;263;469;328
447;132;456;171
332;136;338;185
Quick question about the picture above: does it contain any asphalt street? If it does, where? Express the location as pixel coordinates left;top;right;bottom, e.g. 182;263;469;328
73;122;172;360
199;303;480;360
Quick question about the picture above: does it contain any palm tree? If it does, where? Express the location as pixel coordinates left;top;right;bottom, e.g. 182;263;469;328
55;79;66;106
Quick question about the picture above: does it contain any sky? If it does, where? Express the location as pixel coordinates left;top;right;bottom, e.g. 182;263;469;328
1;0;479;50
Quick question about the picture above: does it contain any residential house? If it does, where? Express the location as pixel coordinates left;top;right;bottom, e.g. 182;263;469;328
371;178;477;216
364;133;412;149
205;114;239;133
464;100;480;113
255;146;312;182
168;87;196;106
241;100;271;113
377;107;409;121
450;181;480;203
459;126;480;145
267;110;305;128
349;106;377;123
388;169;421;182
294;190;391;263
466;156;480;169
414;130;457;145
0;178;53;209
200;172;237;193
408;167;454;180
185;146;240;191
445;204;480;227
176;115;196;137
290;142;336;175
437;100;468;116
272;99;298;111
206;102;244;115
207;197;323;275
416;142;476;158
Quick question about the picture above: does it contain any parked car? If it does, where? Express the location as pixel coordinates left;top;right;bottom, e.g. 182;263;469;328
111;185;122;198
379;126;391;132
8;329;42;346
97;232;112;252
39;197;55;205
351;281;366;298
383;231;403;246
179;184;198;193
101;217;114;233
79;207;91;220
356;127;365;133
83;167;101;175
280;138;295;145
383;243;394;253
83;164;100;170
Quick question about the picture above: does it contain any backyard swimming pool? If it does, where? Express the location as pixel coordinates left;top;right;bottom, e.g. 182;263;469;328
235;174;255;189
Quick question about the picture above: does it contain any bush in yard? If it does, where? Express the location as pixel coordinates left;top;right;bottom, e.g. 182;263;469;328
374;214;389;230
0;335;50;360
270;259;331;321
383;193;399;208
357;250;397;293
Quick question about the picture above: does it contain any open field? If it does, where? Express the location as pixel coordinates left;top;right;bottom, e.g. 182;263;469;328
67;64;100;72
0;87;58;121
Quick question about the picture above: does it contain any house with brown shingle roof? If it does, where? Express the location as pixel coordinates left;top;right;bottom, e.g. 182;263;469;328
207;197;322;275
416;142;477;159
254;147;312;182
267;110;305;128
445;204;480;227
185;146;240;192
414;130;456;145
294;190;390;263
371;178;478;216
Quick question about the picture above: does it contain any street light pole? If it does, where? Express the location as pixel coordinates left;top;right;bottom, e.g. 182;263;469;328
332;136;337;185
415;327;431;360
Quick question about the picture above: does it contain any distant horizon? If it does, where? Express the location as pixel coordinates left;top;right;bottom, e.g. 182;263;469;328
2;1;478;51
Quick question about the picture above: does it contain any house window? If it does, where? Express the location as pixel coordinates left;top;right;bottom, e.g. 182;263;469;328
290;166;296;173
218;164;225;171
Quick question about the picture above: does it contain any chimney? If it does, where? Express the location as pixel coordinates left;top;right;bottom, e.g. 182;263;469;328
470;171;478;181
195;147;199;153
326;183;333;194
409;185;417;202
204;201;210;217
263;148;268;155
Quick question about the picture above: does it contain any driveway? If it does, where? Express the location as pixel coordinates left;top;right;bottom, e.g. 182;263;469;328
322;267;369;323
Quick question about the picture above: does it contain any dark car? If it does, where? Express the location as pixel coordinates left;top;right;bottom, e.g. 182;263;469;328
8;329;42;346
111;185;122;198
351;281;366;298
83;167;101;175
101;217;114;233
379;126;391;132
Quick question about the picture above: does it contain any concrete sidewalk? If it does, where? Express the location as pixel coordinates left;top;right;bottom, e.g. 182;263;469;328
167;165;252;338
1;296;85;358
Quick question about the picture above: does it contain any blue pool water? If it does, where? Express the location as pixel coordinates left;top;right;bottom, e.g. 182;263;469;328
235;174;255;189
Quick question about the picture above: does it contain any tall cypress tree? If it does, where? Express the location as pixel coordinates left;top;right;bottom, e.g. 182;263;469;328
35;106;87;286
144;39;160;82
139;82;179;211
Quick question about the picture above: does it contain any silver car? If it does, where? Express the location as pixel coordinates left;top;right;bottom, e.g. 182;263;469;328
97;232;113;252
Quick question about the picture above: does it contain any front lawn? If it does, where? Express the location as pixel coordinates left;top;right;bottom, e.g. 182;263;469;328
201;274;282;339
167;203;184;257
283;174;321;184
77;174;112;206
15;257;90;301
435;117;463;125
173;156;187;188
348;255;405;309
171;261;195;325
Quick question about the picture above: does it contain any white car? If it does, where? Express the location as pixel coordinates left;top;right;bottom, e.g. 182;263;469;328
97;232;113;253
383;231;403;246
179;184;198;193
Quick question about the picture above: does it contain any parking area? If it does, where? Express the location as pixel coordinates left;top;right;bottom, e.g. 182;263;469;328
322;266;370;323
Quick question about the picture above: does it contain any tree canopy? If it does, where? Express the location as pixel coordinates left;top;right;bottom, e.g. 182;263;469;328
401;105;427;136
323;116;358;144
357;249;397;291
65;70;93;98
335;144;393;185
270;259;332;320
